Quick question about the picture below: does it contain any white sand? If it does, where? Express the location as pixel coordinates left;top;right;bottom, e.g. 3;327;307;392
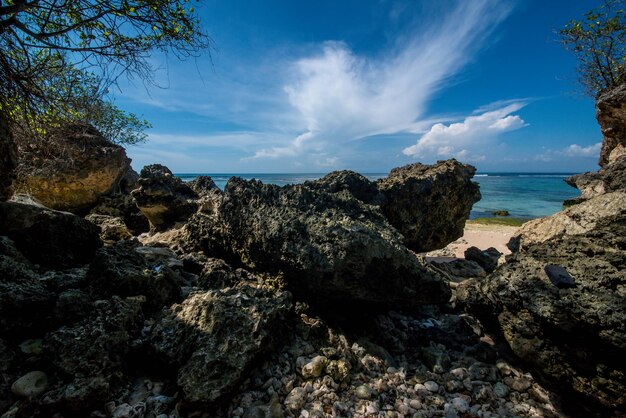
425;222;520;260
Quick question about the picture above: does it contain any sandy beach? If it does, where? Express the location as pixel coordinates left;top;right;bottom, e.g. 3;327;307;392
425;220;520;260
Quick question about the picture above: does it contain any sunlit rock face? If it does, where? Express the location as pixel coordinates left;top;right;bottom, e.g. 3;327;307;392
13;123;131;213
596;83;626;167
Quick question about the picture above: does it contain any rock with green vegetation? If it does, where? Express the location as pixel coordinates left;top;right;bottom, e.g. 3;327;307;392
492;210;510;216
13;124;131;213
458;192;626;410
148;284;291;405
181;177;450;308
376;160;481;252
0;200;102;269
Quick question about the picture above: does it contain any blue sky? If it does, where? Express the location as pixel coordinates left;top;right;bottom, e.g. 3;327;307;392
116;0;605;173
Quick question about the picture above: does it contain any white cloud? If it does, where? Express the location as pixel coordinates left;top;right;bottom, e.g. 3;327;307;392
535;142;602;162
402;102;527;159
252;0;514;160
563;143;602;157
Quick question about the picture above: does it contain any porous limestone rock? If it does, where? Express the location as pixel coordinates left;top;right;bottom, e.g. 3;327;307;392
181;177;450;308
508;191;626;252
43;297;144;413
596;82;626;167
376;160;480;252
89;193;150;235
458;196;626;409
86;241;181;311
0;200;101;269
13;124;131;213
131;166;220;231
85;214;132;243
148;284;291;405
565;154;626;204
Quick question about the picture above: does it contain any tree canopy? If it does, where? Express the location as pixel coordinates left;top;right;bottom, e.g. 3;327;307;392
0;0;209;143
560;0;626;97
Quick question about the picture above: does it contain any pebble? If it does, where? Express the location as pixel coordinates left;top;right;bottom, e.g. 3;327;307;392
493;381;509;398
284;387;307;411
424;380;439;393
11;371;48;397
504;376;532;392
451;397;469;414
19;339;43;355
302;355;328;379
355;385;371;399
409;399;422;410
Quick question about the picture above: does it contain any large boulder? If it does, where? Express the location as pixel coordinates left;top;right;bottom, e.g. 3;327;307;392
13;124;131;213
181;178;450;308
0;112;17;201
596;83;626;167
89;193;150;235
376;160;480;252
458;192;626;410
0;200;101;269
148;284;291;405
131;166;220;231
508;191;626;252
311;161;481;253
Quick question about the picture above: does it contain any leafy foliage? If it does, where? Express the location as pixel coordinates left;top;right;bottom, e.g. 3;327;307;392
560;0;626;97
0;0;208;143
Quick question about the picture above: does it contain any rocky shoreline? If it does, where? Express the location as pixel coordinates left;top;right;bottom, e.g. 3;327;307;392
0;86;625;417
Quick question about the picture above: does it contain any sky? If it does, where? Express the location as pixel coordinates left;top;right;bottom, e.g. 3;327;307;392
115;0;607;174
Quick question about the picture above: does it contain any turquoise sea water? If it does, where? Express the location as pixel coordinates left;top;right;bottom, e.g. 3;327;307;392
176;172;582;220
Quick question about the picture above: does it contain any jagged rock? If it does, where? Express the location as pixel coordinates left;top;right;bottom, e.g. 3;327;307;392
376;160;480;252
464;246;501;273
508;191;626;252
85;214;132;243
13;124;131;213
310;170;381;203
0;200;101;269
86;241;181;311
565;154;626;205
196;258;255;290
148;284;291;404
0;113;17;201
431;259;486;279
43;297;143;413
90;193;150;235
132;165;210;231
596;83;626;167
458;205;626;409
188;176;223;215
182;177;450;308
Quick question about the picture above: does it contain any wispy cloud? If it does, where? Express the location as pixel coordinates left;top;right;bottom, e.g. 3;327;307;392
535;142;602;162
252;0;514;160
402;102;528;160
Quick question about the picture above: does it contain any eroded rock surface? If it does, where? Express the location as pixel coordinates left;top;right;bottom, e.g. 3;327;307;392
132;166;220;231
148;284;291;405
459;201;626;410
596;82;626;167
13;124;130;213
377;160;480;252
181;178;450;308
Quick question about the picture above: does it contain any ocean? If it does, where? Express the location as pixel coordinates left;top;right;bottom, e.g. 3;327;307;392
176;172;582;220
